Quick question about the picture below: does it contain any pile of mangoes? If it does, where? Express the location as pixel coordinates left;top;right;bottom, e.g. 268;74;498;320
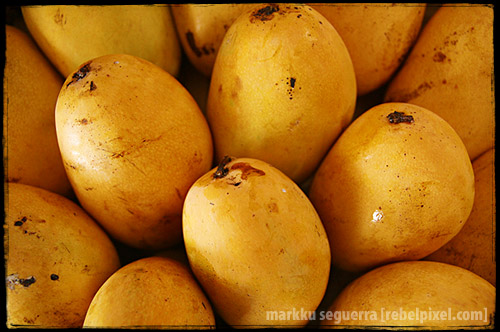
4;4;495;329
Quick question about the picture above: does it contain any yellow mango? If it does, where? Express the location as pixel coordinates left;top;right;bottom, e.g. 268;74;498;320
21;5;181;78
206;4;356;184
5;183;120;328
310;3;426;96
183;157;331;327
321;261;495;328
309;102;474;272
385;4;494;161
55;54;213;250
83;257;215;328
4;25;72;197
425;148;496;286
171;4;258;76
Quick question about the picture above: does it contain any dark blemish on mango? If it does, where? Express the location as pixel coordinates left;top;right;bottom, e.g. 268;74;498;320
430;231;453;240
284;77;299;100
185;30;214;57
66;62;91;87
251;4;279;22
90;81;96;91
111;151;126;159
19;276;36;287
53;8;66;26
230;162;265;180
387;111;414;124
23;317;37;324
14;216;27;226
50;274;59;281
202;45;215;56
175;188;183;200
268;202;279;213
433;51;447;62
213;156;232;179
23;229;39;237
386;81;433;102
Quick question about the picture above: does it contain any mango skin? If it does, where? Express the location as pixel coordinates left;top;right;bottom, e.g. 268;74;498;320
183;157;331;327
425;148;496;286
309;102;474;273
55;54;213;250
21;5;181;78
171;4;258;76
310;3;426;96
4;25;72;197
385;4;494;161
83;257;216;329
5;183;120;328
321;261;495;328
206;4;356;184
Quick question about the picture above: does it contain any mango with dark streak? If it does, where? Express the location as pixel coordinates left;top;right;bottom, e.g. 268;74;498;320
55;54;213;250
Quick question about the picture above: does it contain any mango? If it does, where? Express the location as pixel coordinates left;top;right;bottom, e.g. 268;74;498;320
55;54;213;250
171;4;257;76
321;261;495;328
385;4;494;161
425;148;496;286
83;256;215;328
310;3;426;96
206;4;356;183
309;102;474;272
21;5;181;78
183;157;331;327
5;183;120;328
4;25;72;197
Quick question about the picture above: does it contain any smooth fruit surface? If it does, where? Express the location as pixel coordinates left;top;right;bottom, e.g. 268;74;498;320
5;183;120;328
55;54;213;250
309;102;474;272
183;157;331;327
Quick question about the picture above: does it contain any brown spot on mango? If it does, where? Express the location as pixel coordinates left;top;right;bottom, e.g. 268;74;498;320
268;202;279;213
433;51;447;62
185;30;215;58
53;8;66;26
66;62;91;87
250;4;280;22
230;162;265;180
186;30;202;57
385;81;434;103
